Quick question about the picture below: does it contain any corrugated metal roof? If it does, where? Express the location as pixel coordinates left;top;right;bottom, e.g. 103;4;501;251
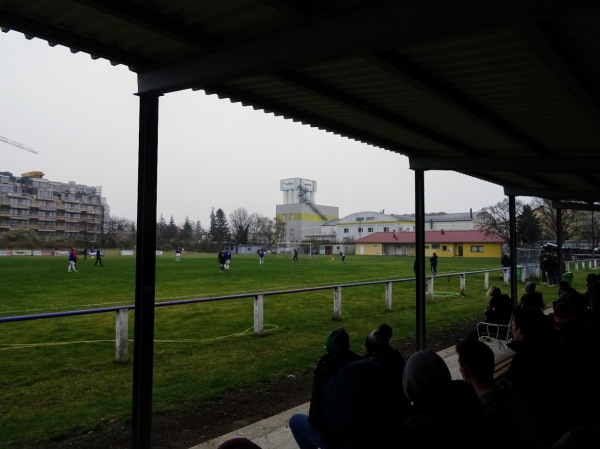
1;0;600;205
356;229;505;244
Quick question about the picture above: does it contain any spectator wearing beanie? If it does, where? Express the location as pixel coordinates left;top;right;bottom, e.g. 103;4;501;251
322;324;411;448
289;328;361;449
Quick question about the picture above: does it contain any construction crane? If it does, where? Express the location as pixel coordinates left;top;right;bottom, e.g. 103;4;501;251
0;136;38;154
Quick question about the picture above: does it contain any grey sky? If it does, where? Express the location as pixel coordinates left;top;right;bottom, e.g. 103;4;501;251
1;31;509;227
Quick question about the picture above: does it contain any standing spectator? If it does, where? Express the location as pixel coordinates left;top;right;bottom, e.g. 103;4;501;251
218;248;226;273
546;252;558;286
293;248;299;262
224;247;232;271
501;252;511;281
175;246;182;262
94;248;103;266
338;250;346;264
539;253;548;284
257;248;265;265
82;247;88;261
430;252;438;276
289;328;362;449
455;339;541;449
68;247;78;272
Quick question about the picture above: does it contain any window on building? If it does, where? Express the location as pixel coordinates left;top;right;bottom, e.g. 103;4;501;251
383;227;389;232
368;227;373;232
358;227;363;233
344;228;349;234
470;245;484;252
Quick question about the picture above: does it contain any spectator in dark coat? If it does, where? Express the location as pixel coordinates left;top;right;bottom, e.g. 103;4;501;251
401;350;500;449
463;286;513;340
519;282;544;310
456;339;541;449
321;324;411;449
506;307;566;446
289;328;362;449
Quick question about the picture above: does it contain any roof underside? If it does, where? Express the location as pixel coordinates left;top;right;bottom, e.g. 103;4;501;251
1;0;600;206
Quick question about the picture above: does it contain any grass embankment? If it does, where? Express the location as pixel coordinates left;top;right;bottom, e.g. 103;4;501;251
0;252;593;447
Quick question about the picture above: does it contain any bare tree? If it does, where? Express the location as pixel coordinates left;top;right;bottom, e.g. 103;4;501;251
530;198;584;243
229;208;252;244
476;197;524;244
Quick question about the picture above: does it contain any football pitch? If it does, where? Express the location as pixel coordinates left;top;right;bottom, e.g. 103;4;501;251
0;252;581;447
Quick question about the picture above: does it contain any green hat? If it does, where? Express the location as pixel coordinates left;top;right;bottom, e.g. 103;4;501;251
326;328;349;354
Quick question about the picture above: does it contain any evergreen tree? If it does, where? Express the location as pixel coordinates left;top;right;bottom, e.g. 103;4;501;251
181;216;193;240
156;214;168;244
209;208;230;244
516;204;541;245
167;215;178;241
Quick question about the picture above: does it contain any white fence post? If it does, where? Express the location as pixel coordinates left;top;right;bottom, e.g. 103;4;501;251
254;294;264;335
460;274;466;295
428;278;434;301
484;271;490;290
385;282;393;311
115;308;128;362
333;286;342;320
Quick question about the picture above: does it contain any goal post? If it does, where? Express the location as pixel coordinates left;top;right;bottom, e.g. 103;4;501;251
274;242;318;258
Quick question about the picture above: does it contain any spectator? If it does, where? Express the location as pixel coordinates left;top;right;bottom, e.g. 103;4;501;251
289;328;362;449
546;253;558;286
506;307;566;446
519;282;544;310
401;350;497;449
321;324;411;448
455;339;541;449
539;253;549;284
430;252;438;276
463;286;513;340
293;248;299;262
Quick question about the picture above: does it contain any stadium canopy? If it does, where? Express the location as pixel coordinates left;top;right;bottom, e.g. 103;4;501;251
2;1;600;447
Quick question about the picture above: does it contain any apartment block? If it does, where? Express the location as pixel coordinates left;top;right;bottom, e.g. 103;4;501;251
0;171;108;242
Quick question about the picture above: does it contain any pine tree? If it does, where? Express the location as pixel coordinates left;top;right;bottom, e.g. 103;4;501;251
209;208;230;244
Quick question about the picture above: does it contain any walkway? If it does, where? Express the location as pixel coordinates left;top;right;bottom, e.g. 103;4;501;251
190;342;513;449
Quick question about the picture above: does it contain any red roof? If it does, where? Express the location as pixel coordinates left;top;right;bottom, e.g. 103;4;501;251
355;229;505;244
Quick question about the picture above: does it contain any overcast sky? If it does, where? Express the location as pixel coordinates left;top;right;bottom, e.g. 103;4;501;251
1;31;512;227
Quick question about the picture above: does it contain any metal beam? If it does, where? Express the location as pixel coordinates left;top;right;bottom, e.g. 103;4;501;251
504;186;600;202
409;156;600;172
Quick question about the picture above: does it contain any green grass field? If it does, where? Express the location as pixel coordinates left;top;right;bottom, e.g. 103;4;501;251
0;251;593;448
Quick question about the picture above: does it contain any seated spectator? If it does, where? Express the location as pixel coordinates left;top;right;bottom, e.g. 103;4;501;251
506;307;566;446
289;328;362;449
552;300;600;437
455;339;540;449
321;324;411;449
519;282;544;310
463;286;513;340
401;350;500;449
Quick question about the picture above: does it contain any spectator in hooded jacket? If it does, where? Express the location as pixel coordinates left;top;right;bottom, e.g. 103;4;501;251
518;282;544;310
321;324;411;449
289;328;362;449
